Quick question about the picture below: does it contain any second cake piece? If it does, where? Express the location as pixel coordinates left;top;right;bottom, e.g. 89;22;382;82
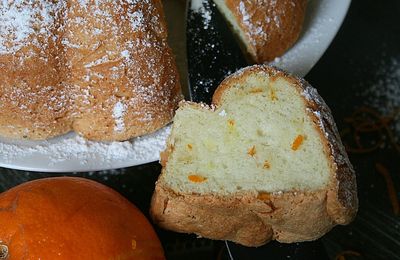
151;65;357;247
212;0;307;63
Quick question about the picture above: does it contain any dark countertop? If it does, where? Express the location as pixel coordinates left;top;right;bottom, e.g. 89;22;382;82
1;0;400;259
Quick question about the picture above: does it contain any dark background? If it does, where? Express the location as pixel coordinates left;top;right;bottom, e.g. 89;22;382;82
1;0;400;259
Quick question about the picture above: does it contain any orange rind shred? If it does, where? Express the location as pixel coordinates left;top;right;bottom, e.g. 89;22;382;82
188;175;207;183
270;88;278;101
342;106;400;154
342;106;400;216
291;135;304;151
248;145;256;157
250;88;263;93
263;160;271;169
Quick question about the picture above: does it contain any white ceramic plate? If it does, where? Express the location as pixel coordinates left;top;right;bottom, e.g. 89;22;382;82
271;0;352;77
0;0;351;172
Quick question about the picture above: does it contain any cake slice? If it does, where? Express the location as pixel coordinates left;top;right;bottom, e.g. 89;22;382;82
212;0;307;63
150;65;357;247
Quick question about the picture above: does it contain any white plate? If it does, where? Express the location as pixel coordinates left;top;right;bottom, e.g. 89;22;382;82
0;0;350;172
271;0;351;77
0;126;171;172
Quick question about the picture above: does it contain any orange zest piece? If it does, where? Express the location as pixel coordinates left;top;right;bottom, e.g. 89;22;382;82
247;145;256;157
250;88;263;93
263;160;271;169
270;88;278;101
188;175;207;183
342;106;400;154
291;135;304;151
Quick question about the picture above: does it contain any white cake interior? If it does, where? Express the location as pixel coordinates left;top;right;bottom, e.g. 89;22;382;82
162;72;331;195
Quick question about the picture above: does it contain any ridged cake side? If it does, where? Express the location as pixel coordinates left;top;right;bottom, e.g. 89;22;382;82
0;0;181;141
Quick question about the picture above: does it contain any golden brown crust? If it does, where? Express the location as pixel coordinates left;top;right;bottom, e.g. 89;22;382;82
0;0;181;141
151;185;335;246
0;1;73;140
69;0;182;141
222;0;307;63
151;65;357;246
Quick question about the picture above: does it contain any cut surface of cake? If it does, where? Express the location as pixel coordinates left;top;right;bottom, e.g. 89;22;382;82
151;65;358;246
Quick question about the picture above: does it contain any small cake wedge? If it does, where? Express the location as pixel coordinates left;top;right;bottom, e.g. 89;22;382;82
212;0;307;63
150;65;357;247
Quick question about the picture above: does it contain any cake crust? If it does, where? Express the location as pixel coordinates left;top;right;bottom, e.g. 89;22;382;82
69;0;182;141
150;65;357;246
0;1;73;140
0;0;181;141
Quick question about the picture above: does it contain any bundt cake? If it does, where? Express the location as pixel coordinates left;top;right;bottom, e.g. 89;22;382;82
0;0;181;141
150;65;358;246
213;0;308;63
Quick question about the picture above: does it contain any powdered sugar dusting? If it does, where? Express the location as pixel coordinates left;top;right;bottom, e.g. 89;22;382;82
358;57;400;136
0;0;62;54
359;57;400;115
0;125;171;171
128;10;144;31
120;50;129;59
190;0;212;29
112;101;126;132
238;0;269;46
0;1;33;54
0;0;181;141
218;110;227;117
300;77;351;166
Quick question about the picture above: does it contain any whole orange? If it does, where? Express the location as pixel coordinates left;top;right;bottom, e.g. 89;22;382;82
0;177;164;260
